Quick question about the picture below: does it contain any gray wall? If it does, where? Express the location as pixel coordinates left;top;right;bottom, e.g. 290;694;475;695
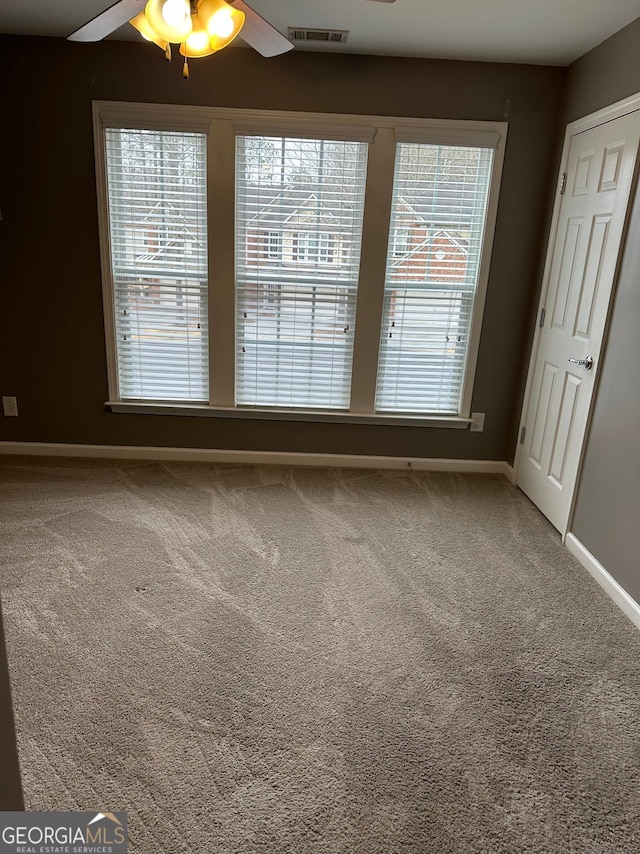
564;16;640;124
566;21;640;603
0;36;564;461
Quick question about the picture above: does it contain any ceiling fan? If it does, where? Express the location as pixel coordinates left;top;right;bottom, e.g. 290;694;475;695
68;0;397;78
68;0;296;78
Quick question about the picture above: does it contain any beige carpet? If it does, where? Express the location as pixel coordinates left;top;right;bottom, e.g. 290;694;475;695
1;456;639;853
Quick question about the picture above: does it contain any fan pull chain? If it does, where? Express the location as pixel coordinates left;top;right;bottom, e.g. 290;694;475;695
165;44;171;62
182;56;189;80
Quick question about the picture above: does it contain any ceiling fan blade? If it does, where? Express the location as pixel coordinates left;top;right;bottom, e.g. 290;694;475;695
229;0;294;57
68;0;146;41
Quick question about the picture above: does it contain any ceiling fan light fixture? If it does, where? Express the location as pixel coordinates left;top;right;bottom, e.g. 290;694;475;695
144;0;193;43
130;11;169;50
199;0;244;48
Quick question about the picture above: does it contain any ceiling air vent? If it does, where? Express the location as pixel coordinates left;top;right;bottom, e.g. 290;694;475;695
288;27;348;44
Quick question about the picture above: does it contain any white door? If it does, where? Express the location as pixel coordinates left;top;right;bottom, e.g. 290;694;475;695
517;111;640;533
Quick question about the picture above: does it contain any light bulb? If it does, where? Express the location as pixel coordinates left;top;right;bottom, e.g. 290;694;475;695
162;0;190;27
144;0;192;42
208;8;234;38
186;29;210;51
180;10;216;57
198;0;244;47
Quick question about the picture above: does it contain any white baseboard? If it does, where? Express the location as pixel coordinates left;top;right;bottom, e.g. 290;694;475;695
566;533;640;632
0;441;512;477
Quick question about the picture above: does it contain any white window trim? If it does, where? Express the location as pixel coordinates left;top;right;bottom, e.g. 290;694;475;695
93;101;507;424
107;400;471;428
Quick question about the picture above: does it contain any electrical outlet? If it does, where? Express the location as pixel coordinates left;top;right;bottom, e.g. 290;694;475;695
470;411;485;432
2;396;18;417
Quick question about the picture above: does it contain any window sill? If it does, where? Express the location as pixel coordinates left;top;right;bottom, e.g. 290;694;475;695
107;401;472;429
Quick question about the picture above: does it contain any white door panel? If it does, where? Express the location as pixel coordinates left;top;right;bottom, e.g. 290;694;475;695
518;112;640;532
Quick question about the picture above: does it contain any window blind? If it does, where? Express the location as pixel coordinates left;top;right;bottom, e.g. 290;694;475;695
375;142;493;414
105;128;208;401
235;135;368;409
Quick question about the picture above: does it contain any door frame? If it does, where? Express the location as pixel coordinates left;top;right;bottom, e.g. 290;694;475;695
512;91;640;540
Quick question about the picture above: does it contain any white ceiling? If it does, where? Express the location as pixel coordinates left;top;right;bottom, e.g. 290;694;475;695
1;0;640;66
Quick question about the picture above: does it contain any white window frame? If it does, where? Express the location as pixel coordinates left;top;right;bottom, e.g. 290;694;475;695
318;233;336;264
393;226;411;257
93;101;506;427
266;230;281;260
292;231;311;262
290;231;335;265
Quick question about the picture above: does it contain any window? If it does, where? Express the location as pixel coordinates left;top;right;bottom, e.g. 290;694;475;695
376;142;493;414
97;105;504;421
103;128;208;402
318;233;336;264
266;231;281;260
292;232;310;262
393;226;411;256
290;232;336;264
236;135;368;409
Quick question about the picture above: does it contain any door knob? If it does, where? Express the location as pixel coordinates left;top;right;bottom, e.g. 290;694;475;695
568;355;594;370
